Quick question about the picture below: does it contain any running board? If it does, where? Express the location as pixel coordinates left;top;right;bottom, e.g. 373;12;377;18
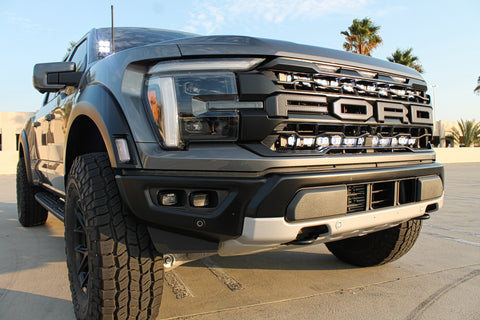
35;192;65;221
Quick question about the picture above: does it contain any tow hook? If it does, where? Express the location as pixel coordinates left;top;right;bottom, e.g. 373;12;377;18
414;213;430;220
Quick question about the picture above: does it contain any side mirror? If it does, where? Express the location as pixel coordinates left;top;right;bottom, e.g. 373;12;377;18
33;62;83;93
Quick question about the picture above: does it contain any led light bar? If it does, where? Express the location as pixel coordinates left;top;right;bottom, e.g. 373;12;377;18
276;134;418;151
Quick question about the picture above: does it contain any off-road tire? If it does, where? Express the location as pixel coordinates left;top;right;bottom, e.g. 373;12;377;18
65;153;163;320
325;219;422;267
16;157;48;227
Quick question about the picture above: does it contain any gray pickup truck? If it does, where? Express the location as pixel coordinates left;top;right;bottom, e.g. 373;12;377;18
17;27;444;319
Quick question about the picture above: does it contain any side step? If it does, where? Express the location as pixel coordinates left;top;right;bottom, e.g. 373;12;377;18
35;192;65;221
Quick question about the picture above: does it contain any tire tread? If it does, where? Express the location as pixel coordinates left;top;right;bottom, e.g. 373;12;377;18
16;158;48;227
326;219;422;267
66;153;163;320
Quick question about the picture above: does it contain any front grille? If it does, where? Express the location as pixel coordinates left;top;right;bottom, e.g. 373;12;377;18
371;182;395;209
270;71;429;104
346;178;418;214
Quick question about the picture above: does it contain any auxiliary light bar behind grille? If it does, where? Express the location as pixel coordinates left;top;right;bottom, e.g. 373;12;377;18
270;71;429;104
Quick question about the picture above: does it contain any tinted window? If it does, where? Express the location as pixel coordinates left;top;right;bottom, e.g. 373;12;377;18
69;40;87;72
42;92;58;106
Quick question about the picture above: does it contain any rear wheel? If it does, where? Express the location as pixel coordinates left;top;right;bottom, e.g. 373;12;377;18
16;157;48;227
325;219;422;267
65;153;163;320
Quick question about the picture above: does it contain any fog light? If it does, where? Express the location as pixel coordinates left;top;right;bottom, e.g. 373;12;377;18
343;138;357;146
331;136;342;146
190;192;210;208
287;135;296;146
303;137;315;147
316;137;329;147
158;192;179;206
399;136;409;145
379;138;390;146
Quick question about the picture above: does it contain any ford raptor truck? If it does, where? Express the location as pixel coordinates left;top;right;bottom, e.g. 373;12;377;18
17;27;444;319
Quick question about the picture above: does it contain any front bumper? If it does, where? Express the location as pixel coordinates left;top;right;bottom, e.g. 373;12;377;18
116;162;444;253
218;195;444;256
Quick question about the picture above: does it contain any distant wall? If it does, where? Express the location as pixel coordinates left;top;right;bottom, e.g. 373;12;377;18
0;112;35;174
0;151;20;174
434;148;480;164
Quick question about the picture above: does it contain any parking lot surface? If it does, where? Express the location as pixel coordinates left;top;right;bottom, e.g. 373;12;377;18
0;163;479;319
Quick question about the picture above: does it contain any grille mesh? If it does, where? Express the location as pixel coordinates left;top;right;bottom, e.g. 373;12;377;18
346;178;418;214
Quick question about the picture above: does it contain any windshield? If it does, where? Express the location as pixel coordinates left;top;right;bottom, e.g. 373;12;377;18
93;27;196;60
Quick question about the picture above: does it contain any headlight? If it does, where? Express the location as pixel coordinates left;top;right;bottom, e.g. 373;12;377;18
146;58;264;149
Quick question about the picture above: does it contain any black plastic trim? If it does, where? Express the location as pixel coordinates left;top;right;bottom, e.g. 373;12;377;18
19;130;33;183
115;162;443;241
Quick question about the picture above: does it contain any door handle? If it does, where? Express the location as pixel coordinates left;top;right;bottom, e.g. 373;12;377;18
45;114;55;121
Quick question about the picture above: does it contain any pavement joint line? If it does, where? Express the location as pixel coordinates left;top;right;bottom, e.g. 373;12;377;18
424;223;480;238
422;231;480;247
164;270;195;299
202;257;244;291
159;263;480;320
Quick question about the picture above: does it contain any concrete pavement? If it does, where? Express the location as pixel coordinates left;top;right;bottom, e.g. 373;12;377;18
0;163;479;320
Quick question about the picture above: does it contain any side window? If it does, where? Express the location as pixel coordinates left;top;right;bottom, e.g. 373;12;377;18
42;92;58;106
69;40;87;72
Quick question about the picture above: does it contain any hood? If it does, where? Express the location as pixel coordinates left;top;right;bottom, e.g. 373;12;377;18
170;35;423;80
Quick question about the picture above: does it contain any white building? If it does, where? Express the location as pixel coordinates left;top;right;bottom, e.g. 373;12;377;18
0;112;35;174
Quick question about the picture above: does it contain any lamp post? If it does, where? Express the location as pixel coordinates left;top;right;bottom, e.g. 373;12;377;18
430;85;442;147
431;84;438;120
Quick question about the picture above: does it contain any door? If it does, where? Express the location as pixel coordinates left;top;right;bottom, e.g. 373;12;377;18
47;39;88;193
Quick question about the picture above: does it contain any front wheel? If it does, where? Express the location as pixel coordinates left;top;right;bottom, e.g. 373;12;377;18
325;219;422;267
65;153;163;320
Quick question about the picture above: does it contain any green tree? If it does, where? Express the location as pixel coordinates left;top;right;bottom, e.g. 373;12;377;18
341;18;383;56
447;119;480;147
63;41;77;60
387;48;424;73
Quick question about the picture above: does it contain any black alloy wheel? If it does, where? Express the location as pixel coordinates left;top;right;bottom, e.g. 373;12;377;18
73;199;89;295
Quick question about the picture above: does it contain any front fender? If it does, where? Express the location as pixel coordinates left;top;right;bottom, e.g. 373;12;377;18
19;129;33;183
65;84;142;171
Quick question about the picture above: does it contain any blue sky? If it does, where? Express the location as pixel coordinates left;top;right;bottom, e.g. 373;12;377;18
0;0;478;121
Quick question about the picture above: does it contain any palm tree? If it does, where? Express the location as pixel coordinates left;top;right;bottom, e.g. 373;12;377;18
63;41;77;60
341;18;383;56
387;48;424;73
447;119;480;147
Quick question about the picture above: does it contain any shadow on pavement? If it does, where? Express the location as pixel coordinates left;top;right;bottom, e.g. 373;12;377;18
183;249;356;271
0;202;66;276
0;288;74;319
